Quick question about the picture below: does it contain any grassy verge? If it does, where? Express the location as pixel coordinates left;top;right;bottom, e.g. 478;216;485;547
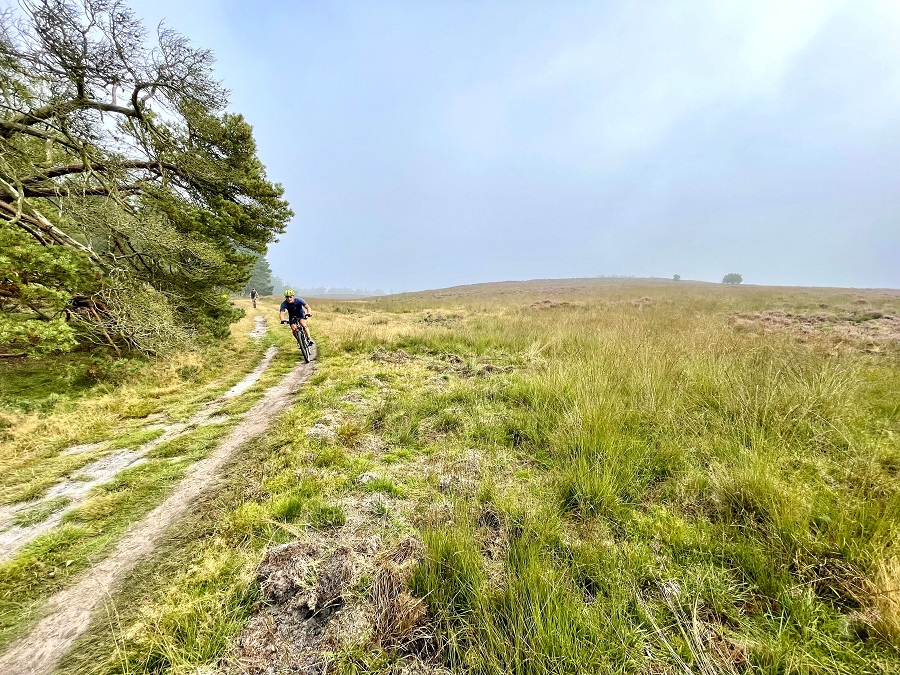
0;299;277;506
0;297;298;651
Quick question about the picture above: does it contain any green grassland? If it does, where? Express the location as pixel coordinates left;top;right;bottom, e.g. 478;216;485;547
4;281;900;674
0;302;299;651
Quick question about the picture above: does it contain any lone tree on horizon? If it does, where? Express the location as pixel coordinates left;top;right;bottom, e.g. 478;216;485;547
722;273;744;285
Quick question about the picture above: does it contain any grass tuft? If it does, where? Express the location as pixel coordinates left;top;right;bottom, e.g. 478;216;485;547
362;477;404;498
12;496;71;527
308;500;347;529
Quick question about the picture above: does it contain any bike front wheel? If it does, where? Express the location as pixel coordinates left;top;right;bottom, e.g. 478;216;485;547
297;331;311;364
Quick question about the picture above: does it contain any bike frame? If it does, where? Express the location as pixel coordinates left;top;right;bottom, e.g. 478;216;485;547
288;315;308;336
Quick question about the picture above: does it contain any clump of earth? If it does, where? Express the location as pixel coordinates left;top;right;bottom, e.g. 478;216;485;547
218;535;445;675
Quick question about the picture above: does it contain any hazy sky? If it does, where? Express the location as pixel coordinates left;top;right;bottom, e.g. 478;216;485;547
126;0;900;291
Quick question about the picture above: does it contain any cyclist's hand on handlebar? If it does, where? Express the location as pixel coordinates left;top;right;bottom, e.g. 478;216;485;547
306;313;312;318
280;320;288;324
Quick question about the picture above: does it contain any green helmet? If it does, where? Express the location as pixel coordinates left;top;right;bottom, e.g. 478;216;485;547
284;289;294;297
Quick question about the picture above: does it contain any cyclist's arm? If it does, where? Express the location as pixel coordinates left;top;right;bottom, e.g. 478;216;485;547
303;303;311;315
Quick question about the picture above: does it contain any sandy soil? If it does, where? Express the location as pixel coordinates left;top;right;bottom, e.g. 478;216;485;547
222;343;276;398
0;449;149;558
0;346;280;561
249;315;268;339
0;357;315;675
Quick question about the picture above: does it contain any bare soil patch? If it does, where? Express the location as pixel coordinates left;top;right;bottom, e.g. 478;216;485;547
222;345;277;398
530;299;574;309
730;311;900;348
371;348;417;364
220;535;441;675
370;348;513;378
249;316;268;339
0;449;144;557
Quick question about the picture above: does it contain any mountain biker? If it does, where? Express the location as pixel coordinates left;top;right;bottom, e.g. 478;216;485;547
249;288;258;308
279;289;314;346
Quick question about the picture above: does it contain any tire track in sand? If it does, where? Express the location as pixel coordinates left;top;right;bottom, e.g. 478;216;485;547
0;346;279;562
0;357;315;675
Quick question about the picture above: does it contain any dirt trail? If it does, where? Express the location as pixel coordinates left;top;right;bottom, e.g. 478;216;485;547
0;359;315;675
0;346;279;561
222;342;275;398
249;315;268;339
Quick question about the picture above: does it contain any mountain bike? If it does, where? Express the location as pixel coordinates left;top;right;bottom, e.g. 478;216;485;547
286;316;313;363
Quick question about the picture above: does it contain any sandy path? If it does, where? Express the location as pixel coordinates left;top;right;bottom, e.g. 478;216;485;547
0;347;279;561
249;315;268;339
221;342;275;399
0;359;315;675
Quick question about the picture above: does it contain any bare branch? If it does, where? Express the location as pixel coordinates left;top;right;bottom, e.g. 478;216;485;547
20;183;142;197
19;159;176;183
0;184;104;265
0;204;50;244
0;96;140;137
0;119;80;148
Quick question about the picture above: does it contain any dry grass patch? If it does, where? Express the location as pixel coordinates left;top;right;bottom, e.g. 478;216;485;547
869;556;900;649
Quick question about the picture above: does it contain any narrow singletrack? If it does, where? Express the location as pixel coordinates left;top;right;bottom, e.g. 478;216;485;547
0;346;279;561
249;315;268;339
0;358;315;675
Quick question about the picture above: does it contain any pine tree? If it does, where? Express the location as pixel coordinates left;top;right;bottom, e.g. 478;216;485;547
0;1;292;354
243;257;274;296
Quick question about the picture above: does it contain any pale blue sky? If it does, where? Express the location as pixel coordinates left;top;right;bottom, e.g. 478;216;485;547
127;0;900;291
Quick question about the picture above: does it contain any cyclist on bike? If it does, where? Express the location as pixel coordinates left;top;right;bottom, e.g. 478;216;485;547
249;288;258;308
279;289;314;346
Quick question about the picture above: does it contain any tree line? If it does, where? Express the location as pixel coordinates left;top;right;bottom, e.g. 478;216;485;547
0;0;291;356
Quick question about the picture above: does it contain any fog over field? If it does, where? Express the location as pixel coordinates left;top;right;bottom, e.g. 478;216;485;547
5;3;900;672
128;0;900;290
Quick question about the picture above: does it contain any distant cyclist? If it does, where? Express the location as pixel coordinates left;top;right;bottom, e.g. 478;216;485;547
249;288;258;308
279;289;314;346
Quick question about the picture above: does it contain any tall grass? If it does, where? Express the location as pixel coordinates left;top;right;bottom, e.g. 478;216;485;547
396;284;900;673
26;283;899;674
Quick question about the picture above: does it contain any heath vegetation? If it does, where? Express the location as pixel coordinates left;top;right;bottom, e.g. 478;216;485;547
1;280;890;675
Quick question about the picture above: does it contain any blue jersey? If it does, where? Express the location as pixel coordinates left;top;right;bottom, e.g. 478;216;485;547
280;298;308;319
